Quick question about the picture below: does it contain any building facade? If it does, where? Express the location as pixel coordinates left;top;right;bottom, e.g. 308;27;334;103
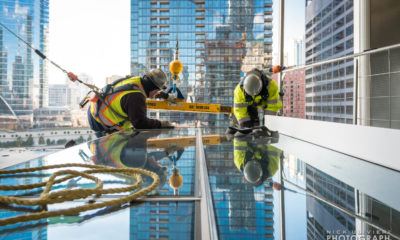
304;0;354;123
131;0;273;126
282;70;306;118
0;0;49;128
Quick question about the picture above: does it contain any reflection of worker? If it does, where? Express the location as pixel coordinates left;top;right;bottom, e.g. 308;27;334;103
233;136;283;186
87;69;174;135
232;66;283;129
89;130;182;188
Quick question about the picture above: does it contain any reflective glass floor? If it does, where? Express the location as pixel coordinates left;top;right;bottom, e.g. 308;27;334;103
0;128;399;239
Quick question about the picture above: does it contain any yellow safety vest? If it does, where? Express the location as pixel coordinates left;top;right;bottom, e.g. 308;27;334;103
233;79;282;125
89;133;129;168
89;76;146;131
233;138;281;177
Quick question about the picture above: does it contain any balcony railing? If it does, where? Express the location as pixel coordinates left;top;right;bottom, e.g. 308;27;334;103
280;42;400;129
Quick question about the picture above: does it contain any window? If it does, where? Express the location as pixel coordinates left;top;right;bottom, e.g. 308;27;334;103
346;25;353;36
346;12;353;23
334;43;345;54
346;39;353;49
333;18;345;31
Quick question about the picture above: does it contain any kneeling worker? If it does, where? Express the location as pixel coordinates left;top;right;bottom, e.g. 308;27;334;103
232;66;283;129
87;69;174;134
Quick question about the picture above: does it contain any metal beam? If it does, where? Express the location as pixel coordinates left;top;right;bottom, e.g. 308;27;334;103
196;128;218;240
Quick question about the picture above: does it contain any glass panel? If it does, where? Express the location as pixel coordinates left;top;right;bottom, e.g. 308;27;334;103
0;129;197;197
0;201;195;240
279;132;400;239
204;128;282;239
203;127;400;239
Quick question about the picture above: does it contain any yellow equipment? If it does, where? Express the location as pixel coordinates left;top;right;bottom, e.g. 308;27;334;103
169;59;183;77
146;99;232;114
169;168;183;195
147;134;227;149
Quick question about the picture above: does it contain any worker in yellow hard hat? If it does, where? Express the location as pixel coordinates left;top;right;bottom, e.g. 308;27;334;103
233;135;283;186
87;69;175;136
229;65;284;134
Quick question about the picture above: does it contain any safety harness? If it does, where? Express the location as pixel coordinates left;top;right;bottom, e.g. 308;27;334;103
84;76;145;133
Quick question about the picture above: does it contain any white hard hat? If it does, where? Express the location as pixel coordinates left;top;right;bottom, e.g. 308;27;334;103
243;160;263;184
243;73;262;96
147;69;168;89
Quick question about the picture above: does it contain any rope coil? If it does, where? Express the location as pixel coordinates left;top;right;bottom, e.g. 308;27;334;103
0;163;159;226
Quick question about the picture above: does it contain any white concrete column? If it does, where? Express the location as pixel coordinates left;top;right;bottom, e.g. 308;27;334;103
354;0;371;126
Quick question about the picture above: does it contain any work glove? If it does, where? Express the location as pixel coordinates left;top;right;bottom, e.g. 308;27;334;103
270;65;285;74
155;91;177;102
160;120;174;129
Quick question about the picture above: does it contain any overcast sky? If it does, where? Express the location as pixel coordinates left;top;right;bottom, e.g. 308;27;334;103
48;0;304;86
48;0;130;86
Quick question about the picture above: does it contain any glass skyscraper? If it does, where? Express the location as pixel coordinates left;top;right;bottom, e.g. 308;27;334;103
304;0;354;123
0;0;49;128
131;0;273;126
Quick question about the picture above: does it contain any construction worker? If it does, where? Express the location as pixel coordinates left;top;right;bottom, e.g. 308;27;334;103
231;66;284;130
88;130;183;189
87;69;174;135
233;135;283;186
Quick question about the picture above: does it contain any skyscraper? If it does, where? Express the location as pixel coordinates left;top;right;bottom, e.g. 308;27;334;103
0;0;49;128
304;0;354;123
131;0;273;126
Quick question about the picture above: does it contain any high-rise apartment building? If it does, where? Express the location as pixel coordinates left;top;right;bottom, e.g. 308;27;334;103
304;0;354;123
0;0;49;128
282;70;306;118
293;38;304;66
131;0;273;126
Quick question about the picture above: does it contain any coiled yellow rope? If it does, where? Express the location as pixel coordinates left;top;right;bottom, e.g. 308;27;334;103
0;163;159;226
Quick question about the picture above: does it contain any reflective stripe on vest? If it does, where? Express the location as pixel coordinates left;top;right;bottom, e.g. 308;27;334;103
90;76;146;131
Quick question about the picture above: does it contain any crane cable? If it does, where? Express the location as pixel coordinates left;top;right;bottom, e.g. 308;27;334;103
0;21;134;129
0;22;100;92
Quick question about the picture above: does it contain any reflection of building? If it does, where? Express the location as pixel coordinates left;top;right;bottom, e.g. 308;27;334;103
0;0;49;128
282;70;306;118
131;0;273;126
205;141;275;239
129;202;194;239
306;164;355;239
357;192;400;237
305;0;354;123
0;159;47;239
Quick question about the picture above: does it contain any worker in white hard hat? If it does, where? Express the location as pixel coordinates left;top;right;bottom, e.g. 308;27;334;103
87;69;174;135
231;65;284;131
233;135;283;186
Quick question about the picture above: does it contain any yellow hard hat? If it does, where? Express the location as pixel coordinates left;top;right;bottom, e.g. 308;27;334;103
169;59;183;75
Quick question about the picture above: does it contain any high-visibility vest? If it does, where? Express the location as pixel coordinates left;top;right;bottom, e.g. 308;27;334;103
233;79;282;125
89;133;129;168
233;138;281;177
89;76;146;131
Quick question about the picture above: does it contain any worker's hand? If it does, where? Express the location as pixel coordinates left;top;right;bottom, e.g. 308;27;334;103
154;91;169;99
155;91;177;103
160;120;175;129
165;146;184;156
270;65;284;74
272;182;282;191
